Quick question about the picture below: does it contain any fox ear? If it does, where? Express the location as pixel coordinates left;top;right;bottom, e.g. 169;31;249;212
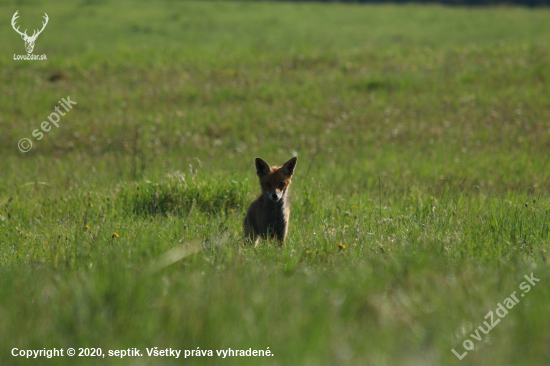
281;157;298;176
255;158;271;177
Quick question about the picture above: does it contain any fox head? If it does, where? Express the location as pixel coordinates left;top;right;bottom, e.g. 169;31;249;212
255;157;297;203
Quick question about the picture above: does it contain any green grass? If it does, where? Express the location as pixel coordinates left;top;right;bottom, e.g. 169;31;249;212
1;0;550;365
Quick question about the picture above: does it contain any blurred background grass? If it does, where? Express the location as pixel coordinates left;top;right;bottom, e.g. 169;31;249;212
1;1;550;365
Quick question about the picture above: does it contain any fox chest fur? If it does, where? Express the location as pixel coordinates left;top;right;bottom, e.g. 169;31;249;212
244;157;297;246
245;193;290;241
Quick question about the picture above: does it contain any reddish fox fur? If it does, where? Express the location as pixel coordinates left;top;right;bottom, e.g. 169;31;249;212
244;157;298;246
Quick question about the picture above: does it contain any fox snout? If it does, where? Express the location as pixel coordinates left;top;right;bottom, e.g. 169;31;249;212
268;191;282;202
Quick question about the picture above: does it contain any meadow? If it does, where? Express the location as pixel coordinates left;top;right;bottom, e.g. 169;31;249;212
1;0;550;365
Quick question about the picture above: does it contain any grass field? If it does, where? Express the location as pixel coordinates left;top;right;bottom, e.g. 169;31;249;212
1;0;550;365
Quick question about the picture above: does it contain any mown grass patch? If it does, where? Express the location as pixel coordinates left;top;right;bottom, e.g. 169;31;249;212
117;172;248;217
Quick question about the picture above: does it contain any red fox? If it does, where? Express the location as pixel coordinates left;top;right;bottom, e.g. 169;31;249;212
244;157;298;246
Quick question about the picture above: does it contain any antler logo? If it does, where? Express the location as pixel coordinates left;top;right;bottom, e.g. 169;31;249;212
11;10;49;54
